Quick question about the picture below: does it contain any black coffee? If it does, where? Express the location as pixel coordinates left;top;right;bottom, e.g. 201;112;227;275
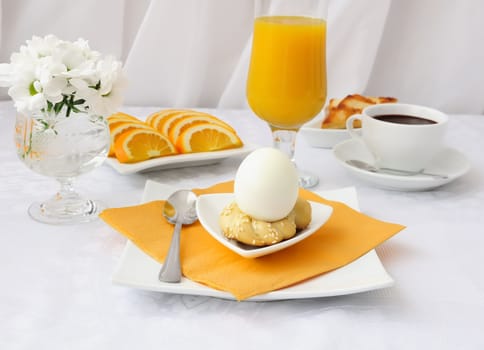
373;114;437;125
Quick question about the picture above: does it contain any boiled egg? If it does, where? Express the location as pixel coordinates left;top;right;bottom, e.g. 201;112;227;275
234;147;299;221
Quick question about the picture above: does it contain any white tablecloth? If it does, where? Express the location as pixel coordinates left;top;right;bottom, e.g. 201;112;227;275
1;101;483;349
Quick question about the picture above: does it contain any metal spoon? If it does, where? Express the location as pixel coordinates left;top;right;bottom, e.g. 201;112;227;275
346;159;448;179
158;190;198;283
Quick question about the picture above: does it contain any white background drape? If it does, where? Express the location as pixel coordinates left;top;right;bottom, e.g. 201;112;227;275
1;0;483;113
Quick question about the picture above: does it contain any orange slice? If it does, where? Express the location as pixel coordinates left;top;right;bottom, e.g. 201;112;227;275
146;109;179;128
146;109;193;131
108;114;144;131
108;112;138;119
107;112;140;122
176;123;243;153
114;129;177;163
168;115;236;144
157;110;208;136
108;122;154;157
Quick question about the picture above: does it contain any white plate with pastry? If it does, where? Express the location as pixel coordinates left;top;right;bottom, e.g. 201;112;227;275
300;117;358;149
301;95;396;149
111;180;395;301
196;193;333;258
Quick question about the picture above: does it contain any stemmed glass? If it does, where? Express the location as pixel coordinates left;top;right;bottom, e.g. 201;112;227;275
1;34;125;224
246;0;327;188
14;111;110;224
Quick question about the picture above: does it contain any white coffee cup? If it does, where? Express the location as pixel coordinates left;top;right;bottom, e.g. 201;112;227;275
346;103;448;172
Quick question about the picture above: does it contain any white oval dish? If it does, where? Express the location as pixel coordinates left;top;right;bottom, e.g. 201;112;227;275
196;193;333;258
105;143;259;174
300;118;361;149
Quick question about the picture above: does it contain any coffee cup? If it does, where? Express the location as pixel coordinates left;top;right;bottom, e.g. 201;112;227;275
346;103;448;172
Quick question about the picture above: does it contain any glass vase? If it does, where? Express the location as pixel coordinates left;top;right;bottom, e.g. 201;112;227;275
14;110;110;224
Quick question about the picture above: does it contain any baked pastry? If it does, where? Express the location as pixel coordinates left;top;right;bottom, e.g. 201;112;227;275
293;196;311;230
219;196;311;247
322;94;397;129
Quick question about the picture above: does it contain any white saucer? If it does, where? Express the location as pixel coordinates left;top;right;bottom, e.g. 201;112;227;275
333;139;470;191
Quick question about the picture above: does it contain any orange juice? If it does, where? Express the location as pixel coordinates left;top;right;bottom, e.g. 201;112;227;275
247;16;327;129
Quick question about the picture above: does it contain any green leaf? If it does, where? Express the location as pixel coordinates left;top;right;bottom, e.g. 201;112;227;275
40;120;49;130
29;82;37;96
89;80;101;90
54;102;63;114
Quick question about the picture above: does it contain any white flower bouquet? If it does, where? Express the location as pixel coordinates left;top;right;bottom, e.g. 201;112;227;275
0;34;126;118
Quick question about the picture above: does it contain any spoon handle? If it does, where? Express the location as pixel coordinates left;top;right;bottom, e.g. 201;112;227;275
379;167;448;179
159;220;182;283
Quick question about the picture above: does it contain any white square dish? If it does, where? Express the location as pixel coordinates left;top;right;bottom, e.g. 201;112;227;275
111;180;394;301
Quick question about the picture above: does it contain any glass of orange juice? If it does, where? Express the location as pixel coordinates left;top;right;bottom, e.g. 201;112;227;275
247;0;327;188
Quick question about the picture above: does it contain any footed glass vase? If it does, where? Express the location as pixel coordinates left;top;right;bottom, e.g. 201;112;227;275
14;110;110;224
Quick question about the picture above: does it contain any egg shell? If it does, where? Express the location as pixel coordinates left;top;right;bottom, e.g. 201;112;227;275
234;148;299;221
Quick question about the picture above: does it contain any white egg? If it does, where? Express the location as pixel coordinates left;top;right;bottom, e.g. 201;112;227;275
234;147;299;221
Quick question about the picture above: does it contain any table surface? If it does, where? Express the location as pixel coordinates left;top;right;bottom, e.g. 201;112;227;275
1;101;483;349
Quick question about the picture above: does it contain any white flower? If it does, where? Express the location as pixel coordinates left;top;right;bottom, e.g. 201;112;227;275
25;35;61;58
36;56;68;103
6;59;47;114
82;57;128;116
0;34;126;117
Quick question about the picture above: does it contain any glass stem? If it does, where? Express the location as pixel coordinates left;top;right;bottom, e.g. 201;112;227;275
271;128;319;189
56;177;79;201
272;129;297;164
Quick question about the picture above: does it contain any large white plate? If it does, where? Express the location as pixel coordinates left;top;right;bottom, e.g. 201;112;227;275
111;180;394;301
300;117;361;149
196;193;333;258
333;139;470;191
105;143;259;174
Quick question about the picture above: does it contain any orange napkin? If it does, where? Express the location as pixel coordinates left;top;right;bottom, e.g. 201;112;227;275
100;181;405;300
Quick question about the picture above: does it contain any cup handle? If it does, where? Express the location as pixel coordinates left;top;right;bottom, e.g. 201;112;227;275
346;114;363;140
